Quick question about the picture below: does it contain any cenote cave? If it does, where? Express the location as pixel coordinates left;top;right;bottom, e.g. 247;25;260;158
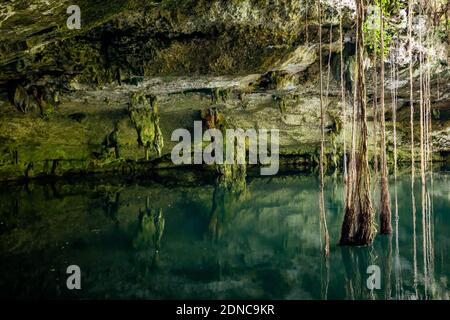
0;0;450;301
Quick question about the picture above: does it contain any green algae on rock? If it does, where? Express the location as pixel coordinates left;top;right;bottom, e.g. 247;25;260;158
129;92;164;161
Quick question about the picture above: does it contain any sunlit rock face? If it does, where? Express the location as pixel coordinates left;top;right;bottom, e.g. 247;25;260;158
0;0;449;180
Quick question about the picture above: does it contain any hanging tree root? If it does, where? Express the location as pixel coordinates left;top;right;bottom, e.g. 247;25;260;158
339;0;376;246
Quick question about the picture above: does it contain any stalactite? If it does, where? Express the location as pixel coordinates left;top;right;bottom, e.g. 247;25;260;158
129;93;164;161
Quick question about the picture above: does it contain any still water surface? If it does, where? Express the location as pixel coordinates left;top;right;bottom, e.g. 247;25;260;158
0;168;449;299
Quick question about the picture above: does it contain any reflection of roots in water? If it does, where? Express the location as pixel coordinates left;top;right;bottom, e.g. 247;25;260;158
341;246;380;300
421;180;435;299
319;187;329;258
410;168;439;300
380;235;392;300
411;175;418;299
320;257;330;300
394;179;403;300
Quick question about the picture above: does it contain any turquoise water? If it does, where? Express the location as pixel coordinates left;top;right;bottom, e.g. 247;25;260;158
0;168;449;299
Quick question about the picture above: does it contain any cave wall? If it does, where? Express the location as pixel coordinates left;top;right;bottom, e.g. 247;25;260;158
0;0;449;181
